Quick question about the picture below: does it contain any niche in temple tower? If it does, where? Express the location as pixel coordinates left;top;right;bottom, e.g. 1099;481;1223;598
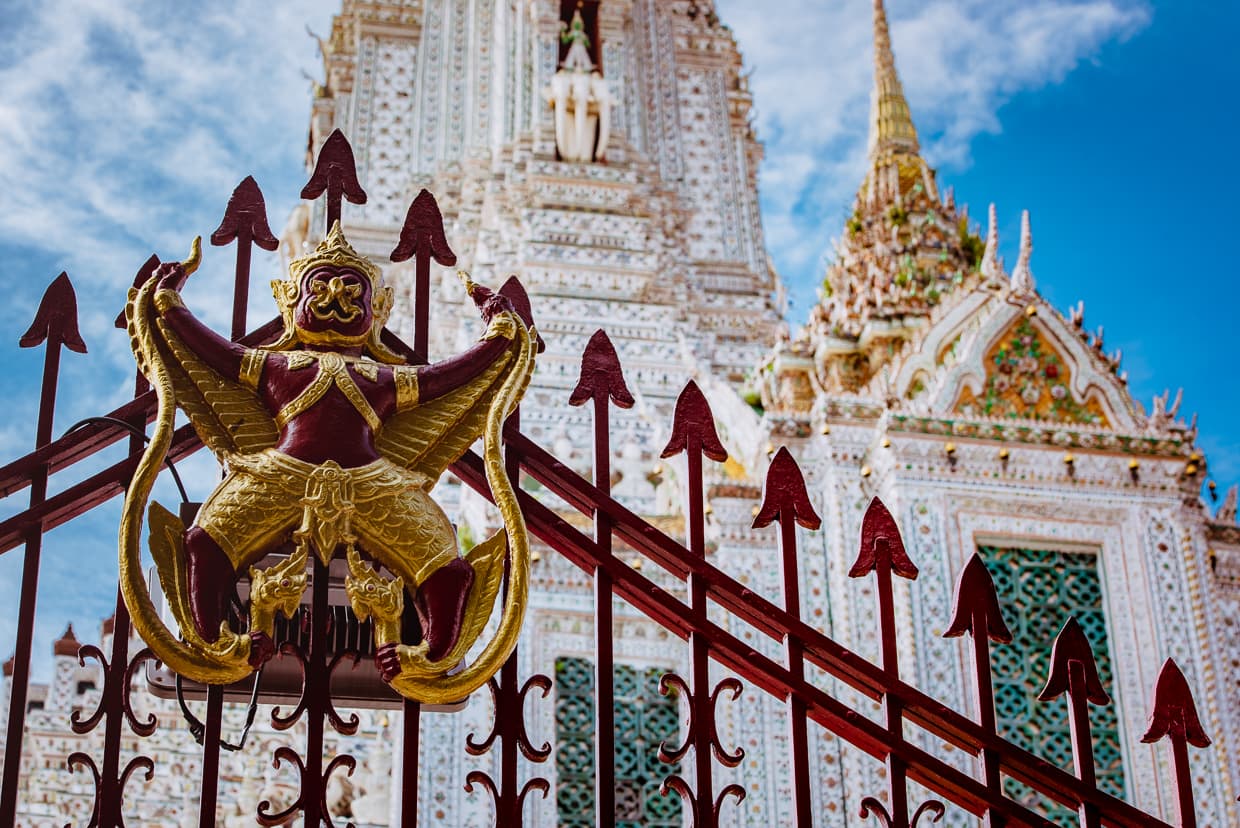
545;0;613;163
557;0;601;69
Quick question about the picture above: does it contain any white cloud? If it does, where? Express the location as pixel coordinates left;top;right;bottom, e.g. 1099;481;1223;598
716;0;1150;309
0;0;338;676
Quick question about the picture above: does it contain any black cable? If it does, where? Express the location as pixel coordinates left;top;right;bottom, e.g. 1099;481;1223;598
61;416;191;504
174;665;264;752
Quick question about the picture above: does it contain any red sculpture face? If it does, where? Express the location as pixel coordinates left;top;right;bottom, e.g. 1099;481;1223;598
294;266;373;343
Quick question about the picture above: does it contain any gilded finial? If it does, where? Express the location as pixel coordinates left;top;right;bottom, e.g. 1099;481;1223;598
869;0;920;162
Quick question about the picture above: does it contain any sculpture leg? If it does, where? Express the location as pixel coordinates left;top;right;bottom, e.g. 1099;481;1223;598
185;525;279;667
184;527;236;644
414;558;475;662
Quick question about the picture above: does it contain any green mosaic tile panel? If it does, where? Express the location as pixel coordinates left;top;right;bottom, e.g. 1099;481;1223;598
978;546;1125;821
555;657;682;827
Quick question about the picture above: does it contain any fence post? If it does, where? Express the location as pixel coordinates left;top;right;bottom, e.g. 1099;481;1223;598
569;329;634;827
944;553;1014;827
752;447;821;826
1;273;87;827
657;381;745;827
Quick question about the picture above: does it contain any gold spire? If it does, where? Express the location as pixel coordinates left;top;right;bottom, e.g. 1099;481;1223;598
868;0;920;162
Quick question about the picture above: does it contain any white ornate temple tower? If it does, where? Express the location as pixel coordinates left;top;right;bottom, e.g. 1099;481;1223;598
759;1;1239;823
279;0;1240;824
291;1;792;825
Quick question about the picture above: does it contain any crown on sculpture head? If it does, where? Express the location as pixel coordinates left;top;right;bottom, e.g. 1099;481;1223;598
286;220;383;288
269;221;403;363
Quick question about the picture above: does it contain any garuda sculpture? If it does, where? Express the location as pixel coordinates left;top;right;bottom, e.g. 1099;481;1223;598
119;221;537;704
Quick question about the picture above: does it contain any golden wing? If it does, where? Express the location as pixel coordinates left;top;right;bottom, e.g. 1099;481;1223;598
125;282;278;461
375;322;533;480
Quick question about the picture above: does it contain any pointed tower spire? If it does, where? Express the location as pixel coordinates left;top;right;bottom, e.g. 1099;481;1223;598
980;203;1002;281
869;0;920;162
1010;210;1036;294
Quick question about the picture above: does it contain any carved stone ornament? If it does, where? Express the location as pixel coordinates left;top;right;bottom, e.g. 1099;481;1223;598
119;222;538;704
543;9;614;163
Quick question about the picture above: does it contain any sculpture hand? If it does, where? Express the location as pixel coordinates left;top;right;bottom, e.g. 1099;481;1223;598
154;261;190;293
154;237;202;292
248;630;276;668
375;642;402;683
481;291;515;324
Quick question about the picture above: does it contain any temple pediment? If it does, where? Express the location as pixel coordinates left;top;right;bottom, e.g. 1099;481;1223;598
925;292;1144;432
952;313;1111;427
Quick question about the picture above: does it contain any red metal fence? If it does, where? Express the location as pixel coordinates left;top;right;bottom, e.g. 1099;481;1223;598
0;131;1214;827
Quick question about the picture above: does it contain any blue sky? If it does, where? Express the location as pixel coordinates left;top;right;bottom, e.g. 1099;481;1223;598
0;0;1235;678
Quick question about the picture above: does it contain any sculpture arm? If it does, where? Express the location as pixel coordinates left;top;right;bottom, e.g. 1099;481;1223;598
416;316;517;404
151;266;247;381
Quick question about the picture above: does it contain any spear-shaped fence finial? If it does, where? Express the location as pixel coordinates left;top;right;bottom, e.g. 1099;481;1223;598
1142;658;1209;828
390;188;456;364
301;128;367;232
1039;617;1110;828
211;175;278;340
21;272;87;354
569;329;633;410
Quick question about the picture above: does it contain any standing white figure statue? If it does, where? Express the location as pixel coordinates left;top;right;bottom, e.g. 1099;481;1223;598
544;9;614;163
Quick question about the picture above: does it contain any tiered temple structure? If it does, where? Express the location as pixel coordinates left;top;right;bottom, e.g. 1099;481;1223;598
287;2;791;823
758;0;1238;823
2;0;1236;825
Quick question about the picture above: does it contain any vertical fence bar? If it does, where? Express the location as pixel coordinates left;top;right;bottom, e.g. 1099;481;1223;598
1037;617;1109;828
304;555;331;825
657;381;737;827
591;415;615;823
413;227;431;362
195;174;281;827
850;498;942;826
876;535;910;826
97;597;130;828
1141;658;1211;828
93;257;161;828
458;278;549;826
96;371;144;826
589;395;615;826
390;186;456;825
752;448;821;827
500;402;524;825
685;399;716;828
401;698;421;825
569;329;633;828
196;687;225;828
944;554;1014;828
399;590;422;826
1;274;86;827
